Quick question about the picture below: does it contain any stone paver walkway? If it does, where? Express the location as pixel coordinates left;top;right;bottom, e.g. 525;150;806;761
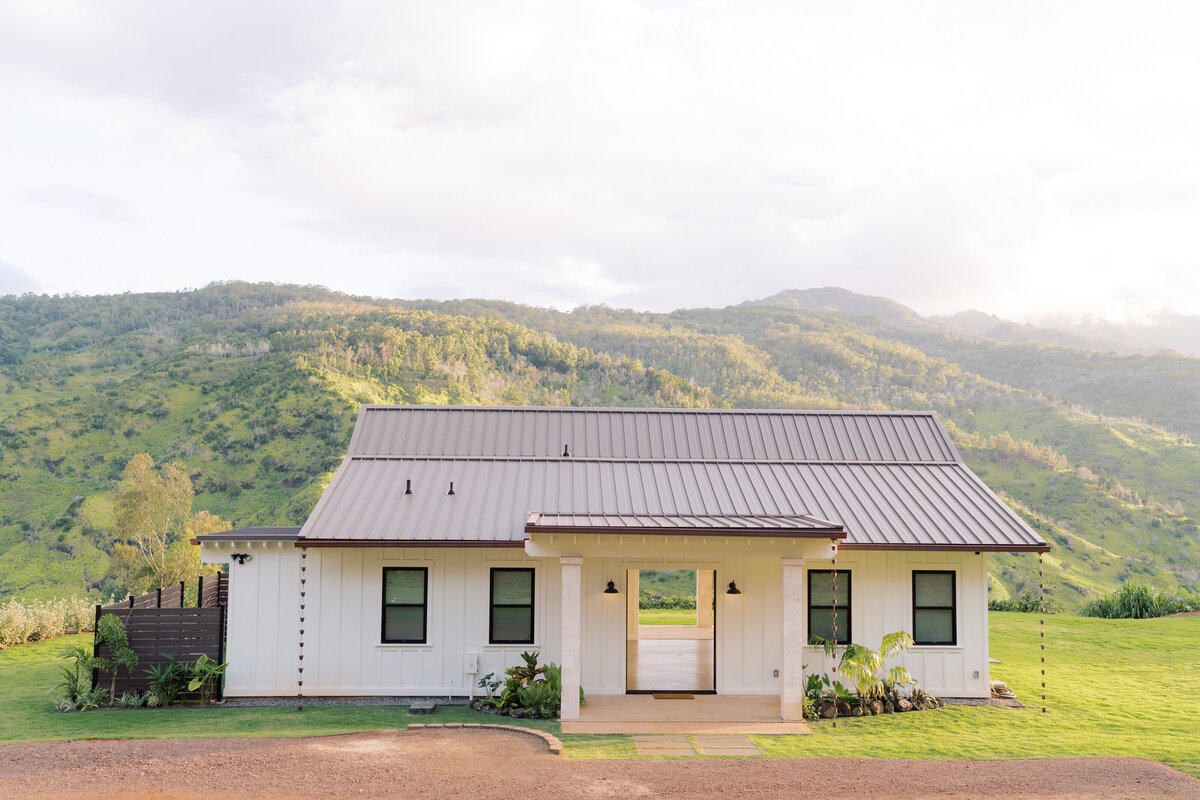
632;734;763;757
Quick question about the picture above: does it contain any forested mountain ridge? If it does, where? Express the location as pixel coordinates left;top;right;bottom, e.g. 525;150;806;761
1;283;1196;608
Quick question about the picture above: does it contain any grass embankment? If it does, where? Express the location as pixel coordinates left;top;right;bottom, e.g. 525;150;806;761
637;608;696;625
1;614;1196;777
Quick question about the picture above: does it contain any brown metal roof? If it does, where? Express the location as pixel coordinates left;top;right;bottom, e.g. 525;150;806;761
196;526;302;542
346;405;962;463
299;407;1050;552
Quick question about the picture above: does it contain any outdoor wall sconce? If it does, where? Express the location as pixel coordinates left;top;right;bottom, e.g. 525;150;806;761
725;580;742;595
603;580;620;594
231;553;252;565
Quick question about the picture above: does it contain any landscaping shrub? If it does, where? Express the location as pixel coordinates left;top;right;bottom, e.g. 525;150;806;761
1080;580;1200;619
0;596;96;649
638;593;697;610
988;590;1064;614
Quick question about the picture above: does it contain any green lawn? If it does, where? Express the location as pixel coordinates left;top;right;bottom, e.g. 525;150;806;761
0;635;556;742
2;614;1197;778
638;608;696;625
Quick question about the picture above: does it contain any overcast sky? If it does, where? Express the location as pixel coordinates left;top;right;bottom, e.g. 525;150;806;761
2;1;1198;321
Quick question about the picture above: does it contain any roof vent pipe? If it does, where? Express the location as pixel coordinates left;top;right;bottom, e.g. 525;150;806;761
562;444;570;457
405;479;412;495
448;481;456;496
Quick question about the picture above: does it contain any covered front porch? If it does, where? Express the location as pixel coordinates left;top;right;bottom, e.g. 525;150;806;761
561;693;813;734
524;512;845;725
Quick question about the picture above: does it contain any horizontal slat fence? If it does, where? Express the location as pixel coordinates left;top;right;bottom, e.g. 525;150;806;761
101;573;225;611
94;572;228;701
93;607;226;698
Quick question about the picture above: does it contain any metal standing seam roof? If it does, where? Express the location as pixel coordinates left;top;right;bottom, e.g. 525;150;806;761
194;526;301;543
295;406;1049;552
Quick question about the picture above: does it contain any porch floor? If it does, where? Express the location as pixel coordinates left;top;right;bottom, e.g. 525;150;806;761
626;639;714;693
561;694;812;735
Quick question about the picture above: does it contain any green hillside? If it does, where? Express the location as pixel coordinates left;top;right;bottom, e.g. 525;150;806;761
1;283;1196;607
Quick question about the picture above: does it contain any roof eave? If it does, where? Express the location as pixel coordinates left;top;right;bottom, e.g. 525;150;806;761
524;524;847;538
838;542;1051;553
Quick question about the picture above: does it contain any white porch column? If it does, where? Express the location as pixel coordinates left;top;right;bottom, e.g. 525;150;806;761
560;556;583;721
780;557;806;721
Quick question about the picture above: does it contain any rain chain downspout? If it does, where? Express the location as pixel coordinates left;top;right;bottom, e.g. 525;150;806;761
830;537;838;729
1039;553;1046;714
298;548;307;712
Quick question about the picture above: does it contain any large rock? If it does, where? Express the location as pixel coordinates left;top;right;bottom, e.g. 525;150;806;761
818;701;837;719
850;705;863;717
882;699;895;714
867;700;884;716
936;697;946;708
895;697;914;712
836;701;853;717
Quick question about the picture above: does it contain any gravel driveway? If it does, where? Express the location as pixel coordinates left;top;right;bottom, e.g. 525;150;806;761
1;729;1196;799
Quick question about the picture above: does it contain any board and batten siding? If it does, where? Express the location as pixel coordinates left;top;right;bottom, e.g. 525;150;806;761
224;547;560;697
221;547;989;698
800;551;992;698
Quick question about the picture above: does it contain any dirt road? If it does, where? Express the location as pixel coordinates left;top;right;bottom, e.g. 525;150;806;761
2;729;1196;799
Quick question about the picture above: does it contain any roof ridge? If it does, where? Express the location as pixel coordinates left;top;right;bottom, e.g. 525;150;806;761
357;404;940;417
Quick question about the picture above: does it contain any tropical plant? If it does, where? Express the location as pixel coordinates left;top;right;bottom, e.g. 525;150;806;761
1080;580;1200;619
508;651;546;685
91;613;138;706
187;654;228;704
812;631;920;701
517;680;557;717
144;655;189;707
52;643;94;709
116;691;147;708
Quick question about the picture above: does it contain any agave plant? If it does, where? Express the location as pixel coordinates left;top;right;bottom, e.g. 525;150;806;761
812;631;919;701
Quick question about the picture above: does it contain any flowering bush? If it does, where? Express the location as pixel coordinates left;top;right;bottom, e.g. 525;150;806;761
0;596;96;649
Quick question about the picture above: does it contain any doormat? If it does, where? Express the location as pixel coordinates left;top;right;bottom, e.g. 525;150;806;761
652;693;694;699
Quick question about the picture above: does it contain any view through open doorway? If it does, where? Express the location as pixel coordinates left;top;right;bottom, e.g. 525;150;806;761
626;569;716;693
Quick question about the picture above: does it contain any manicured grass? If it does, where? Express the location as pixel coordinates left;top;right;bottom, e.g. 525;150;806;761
572;613;1200;778
638;608;696;625
4;614;1197;778
0;635;556;742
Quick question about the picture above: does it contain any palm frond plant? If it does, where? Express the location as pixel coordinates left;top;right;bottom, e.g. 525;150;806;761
811;630;920;703
92;614;138;706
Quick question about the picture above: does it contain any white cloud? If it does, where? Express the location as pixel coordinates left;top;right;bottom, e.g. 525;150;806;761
1;1;1198;320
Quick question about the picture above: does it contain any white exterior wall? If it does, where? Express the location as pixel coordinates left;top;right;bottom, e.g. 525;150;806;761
214;544;989;699
219;544;560;697
800;550;992;698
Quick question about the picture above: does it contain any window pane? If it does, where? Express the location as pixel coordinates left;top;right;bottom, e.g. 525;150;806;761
809;571;848;606
385;569;425;605
914;608;954;644
915;572;953;607
808;609;847;644
492;570;532;605
384;605;424;642
492;606;533;642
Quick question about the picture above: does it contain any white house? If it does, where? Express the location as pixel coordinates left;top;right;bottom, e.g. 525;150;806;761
197;405;1049;722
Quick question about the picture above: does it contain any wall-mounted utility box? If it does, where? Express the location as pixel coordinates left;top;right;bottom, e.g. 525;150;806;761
465;653;479;674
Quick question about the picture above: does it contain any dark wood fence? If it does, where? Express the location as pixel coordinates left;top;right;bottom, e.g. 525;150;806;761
93;606;226;698
101;573;226;611
94;572;228;699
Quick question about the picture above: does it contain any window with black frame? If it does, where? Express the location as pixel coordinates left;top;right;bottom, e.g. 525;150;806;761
490;568;534;644
808;569;850;644
382;567;427;643
912;570;956;645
